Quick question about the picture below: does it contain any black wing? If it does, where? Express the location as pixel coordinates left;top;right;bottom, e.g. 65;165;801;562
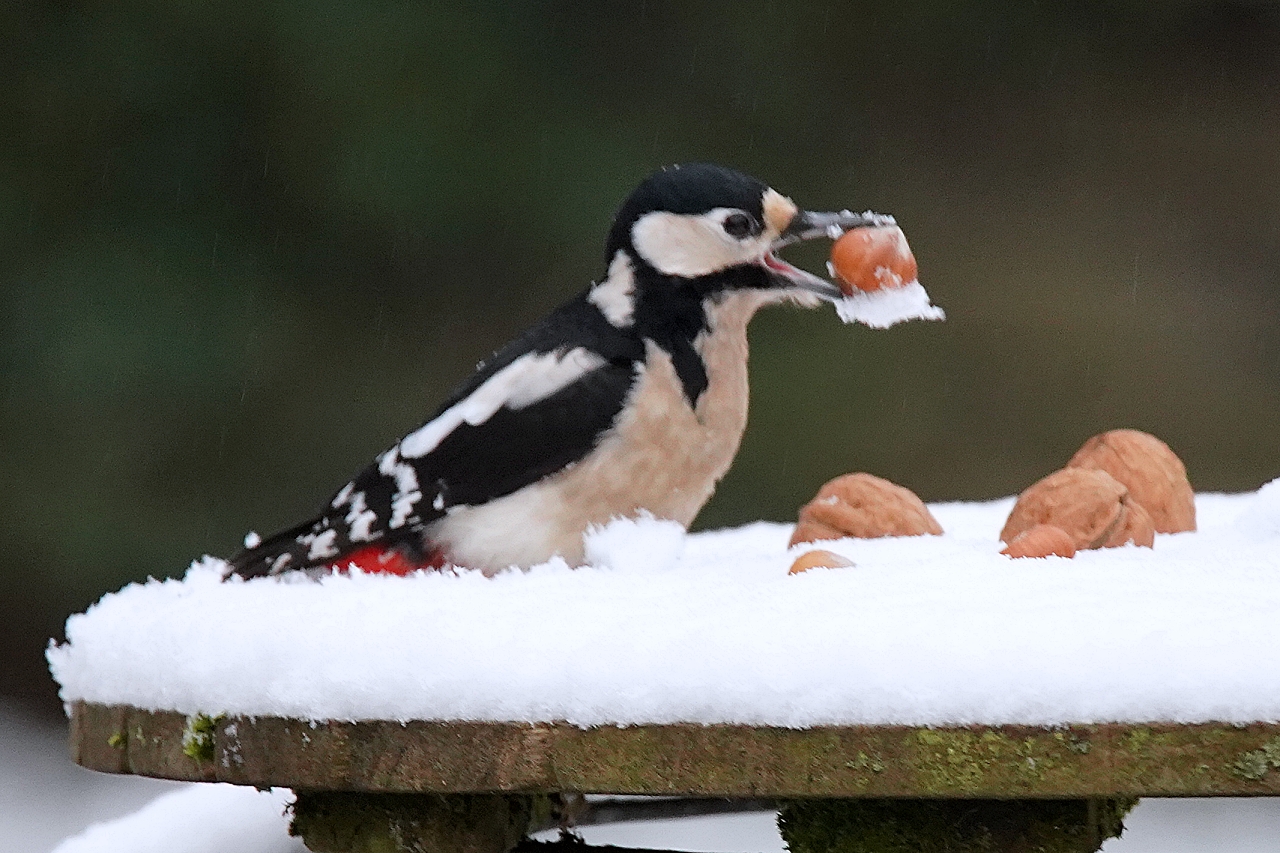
227;296;642;577
414;357;637;507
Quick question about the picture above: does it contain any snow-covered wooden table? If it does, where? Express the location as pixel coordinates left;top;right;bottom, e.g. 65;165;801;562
54;487;1280;851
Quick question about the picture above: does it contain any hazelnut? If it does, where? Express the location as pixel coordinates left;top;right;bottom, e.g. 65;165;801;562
829;226;919;294
1000;467;1153;551
1000;524;1077;559
790;472;943;547
788;549;856;575
1066;429;1195;533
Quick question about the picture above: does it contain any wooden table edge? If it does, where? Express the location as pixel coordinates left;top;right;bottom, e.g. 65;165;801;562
69;701;1280;798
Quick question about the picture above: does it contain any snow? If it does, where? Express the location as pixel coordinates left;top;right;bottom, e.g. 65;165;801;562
582;512;687;573
535;808;789;852
42;783;1280;853
51;785;303;853
48;481;1280;727
0;701;182;853
833;280;946;328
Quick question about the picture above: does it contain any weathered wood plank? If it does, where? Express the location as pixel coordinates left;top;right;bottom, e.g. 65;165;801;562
69;701;1280;798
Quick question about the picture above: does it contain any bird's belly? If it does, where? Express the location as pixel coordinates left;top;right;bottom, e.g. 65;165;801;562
430;339;750;572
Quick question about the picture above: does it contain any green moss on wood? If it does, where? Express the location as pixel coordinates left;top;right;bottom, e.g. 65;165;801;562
1124;728;1151;753
844;751;886;775
1232;736;1280;781
779;798;1135;853
107;731;126;749
181;712;225;763
909;728;1092;794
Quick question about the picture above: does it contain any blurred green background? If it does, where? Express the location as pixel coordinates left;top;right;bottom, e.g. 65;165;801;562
4;0;1279;719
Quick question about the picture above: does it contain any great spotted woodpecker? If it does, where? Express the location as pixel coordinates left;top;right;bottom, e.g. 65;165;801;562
227;163;888;578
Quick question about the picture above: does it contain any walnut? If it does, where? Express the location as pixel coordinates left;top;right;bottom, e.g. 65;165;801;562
790;473;943;547
788;549;856;575
1066;429;1195;533
1000;467;1153;551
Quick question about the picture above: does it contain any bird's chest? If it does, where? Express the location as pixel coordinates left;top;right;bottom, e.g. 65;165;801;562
598;331;751;512
539;292;764;532
430;295;761;571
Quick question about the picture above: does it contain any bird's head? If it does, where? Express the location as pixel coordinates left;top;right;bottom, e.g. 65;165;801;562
598;163;888;318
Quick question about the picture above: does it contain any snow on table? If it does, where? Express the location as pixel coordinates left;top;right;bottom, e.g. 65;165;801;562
48;480;1280;728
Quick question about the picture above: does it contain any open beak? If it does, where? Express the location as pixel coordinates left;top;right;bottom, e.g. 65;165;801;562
762;208;898;301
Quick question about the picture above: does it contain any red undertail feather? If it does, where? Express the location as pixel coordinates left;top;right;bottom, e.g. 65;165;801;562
330;544;448;576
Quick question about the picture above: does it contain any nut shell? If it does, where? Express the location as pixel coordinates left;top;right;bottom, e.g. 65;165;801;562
788;549;856;575
829;226;919;294
1000;467;1154;551
790;472;943;547
1067;429;1195;533
1102;497;1156;548
1000;524;1078;559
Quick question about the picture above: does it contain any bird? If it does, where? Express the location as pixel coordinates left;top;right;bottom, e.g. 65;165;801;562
226;163;886;579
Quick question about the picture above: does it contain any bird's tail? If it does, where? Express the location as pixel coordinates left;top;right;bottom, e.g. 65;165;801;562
224;518;325;579
225;518;443;579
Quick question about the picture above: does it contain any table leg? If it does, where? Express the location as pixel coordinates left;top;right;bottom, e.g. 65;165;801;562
778;797;1136;853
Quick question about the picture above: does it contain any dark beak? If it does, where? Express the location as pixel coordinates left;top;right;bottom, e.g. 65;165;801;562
774;208;897;249
764;209;897;301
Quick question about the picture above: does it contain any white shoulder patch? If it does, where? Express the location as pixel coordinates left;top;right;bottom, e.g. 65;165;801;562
588;251;636;327
399;348;608;459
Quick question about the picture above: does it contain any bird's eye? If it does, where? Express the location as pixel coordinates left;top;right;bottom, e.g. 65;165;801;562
722;212;755;239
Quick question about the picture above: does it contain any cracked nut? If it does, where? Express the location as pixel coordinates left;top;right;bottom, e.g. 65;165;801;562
1000;467;1154;551
788;549;856;574
1000;524;1077;559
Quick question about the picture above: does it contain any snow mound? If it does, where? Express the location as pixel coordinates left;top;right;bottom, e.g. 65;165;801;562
48;484;1280;728
833;280;945;328
584;511;686;573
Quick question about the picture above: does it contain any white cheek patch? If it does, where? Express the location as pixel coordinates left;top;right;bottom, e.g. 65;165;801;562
399;348;608;459
631;210;766;278
588;251;636;327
